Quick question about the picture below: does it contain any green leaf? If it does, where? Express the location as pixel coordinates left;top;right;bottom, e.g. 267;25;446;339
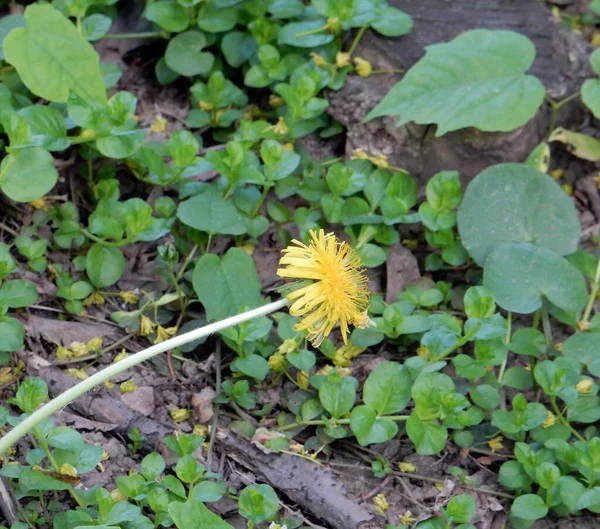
349;405;398;446
96;128;147;159
192;248;262;321
463;286;495;319
0;147;58;202
458;163;580;266
509;328;547;357
502;367;533;390
562;332;600;376
365;30;544;135
4;4;106;103
13;377;47;414
169;498;234;529
169;131;199;166
81;14;112;41
318;372;356;419
233;354;270;380
370;7;413;37
363;361;411;415
510;494;548;520
86;244;125;288
499;461;533;490
221;31;257;67
197;3;238;32
0;14;25;60
165;31;214;77
548;127;600;162
287;349;316;372
192;481;224;502
446;494;476;523
46;427;84;453
19;469;71;492
0;316;24;352
406;413;447;455
0;279;37;308
469;385;500;410
483;242;587;314
145;1;189;32
177;185;247;235
583;50;600;118
278;20;335;48
238;484;279;524
140;452;165;481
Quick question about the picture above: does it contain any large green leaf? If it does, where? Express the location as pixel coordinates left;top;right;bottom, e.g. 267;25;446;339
4;4;106;104
0;147;58;202
364;30;545;135
363;361;411;415
177;185;247;235
458;163;580;266
86;244;125;288
192;248;262;320
169;498;234;529
483;242;588;314
349;405;398;446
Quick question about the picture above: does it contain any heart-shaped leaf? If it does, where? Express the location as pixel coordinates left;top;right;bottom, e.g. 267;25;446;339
350;405;398;446
458;163;580;266
483;242;587;314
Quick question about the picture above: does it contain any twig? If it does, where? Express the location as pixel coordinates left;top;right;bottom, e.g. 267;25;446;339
356;475;392;502
230;401;259;427
207;342;221;471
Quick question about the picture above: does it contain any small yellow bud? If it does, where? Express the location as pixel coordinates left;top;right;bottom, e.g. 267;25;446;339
577;378;594;395
592;31;600;47
488;435;504;452
56;346;73;360
101;450;110;461
113;350;129;363
87;336;103;353
296;371;309;389
398;461;417;473
58;464;78;478
542;411;556;428
170;409;191;423
562;184;573;196
417;345;431;360
119;379;138;394
273;117;289;136
554;342;564;352
370;153;389;169
199;101;214;111
154;325;177;344
268;352;286;370
326;17;340;32
193;424;209;437
268;95;284;108
336;52;351;68
337;366;353;377
351;149;369;160
577;320;590;332
119;291;139;304
240;243;255;255
282;142;294;151
399;511;417;525
402;239;419;251
139;315;154;337
278;339;298;355
316;364;334;376
80;128;96;140
66;368;88;380
29;198;48;211
104;380;115;389
354;57;373;78
310;52;328;66
373;493;389;515
149;115;168;134
550;168;564;180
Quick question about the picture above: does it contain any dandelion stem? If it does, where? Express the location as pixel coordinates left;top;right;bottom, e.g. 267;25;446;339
0;299;289;454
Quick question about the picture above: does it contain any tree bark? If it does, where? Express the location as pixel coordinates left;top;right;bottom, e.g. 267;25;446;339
328;0;592;186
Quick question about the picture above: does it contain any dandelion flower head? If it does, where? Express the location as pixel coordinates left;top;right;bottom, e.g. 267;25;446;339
277;229;373;346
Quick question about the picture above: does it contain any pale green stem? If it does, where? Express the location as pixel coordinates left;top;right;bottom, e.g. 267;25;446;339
0;299;289;454
582;257;600;324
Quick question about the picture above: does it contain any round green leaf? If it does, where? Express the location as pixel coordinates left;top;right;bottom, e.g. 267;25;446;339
81;14;112;41
0;147;58;202
197;3;238;32
0;279;38;308
483;242;587;314
145;1;189;32
406;413;447;455
278;20;335;48
469;384;500;410
458;163;580;266
509;327;547;357
221;31;257;67
370;7;413;37
510;494;548;520
365;30;545;135
499;461;532;490
238;484;279;524
96;129;147;159
349;405;398;446
318;374;357;419
363;361;411;415
4;4;106;103
86;244;125;288
0;315;24;352
165;31;214;77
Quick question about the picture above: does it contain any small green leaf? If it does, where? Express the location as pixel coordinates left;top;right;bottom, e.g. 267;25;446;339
165;31;214;77
349;405;398;446
463;286;496;319
140;452;166;481
0;147;58;202
13;377;48;414
510;494;548;520
238;484;279;524
0;279;38;308
319;373;356;419
169;498;234;529
469;385;500;410
278;20;334;48
86;244;125;288
370;7;413;37
406;413;447;455
221;31;257;67
145;1;189;32
509;328;547;357
0;316;25;352
81;14;112;41
4;4;106;103
446;494;476;523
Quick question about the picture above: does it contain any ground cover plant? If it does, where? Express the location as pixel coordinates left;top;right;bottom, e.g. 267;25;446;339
0;1;600;529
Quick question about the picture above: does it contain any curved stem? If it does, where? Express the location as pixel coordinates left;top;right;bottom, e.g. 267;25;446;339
0;299;289;454
81;229;131;247
550;396;585;442
347;25;367;56
582;257;600;324
431;323;481;363
101;31;164;40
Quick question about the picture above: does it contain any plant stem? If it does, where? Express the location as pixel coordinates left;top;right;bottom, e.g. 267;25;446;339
432;323;481;363
175;244;199;283
278;415;409;432
295;23;329;38
582;256;600;323
101;31;164;40
207;341;221;471
0;221;18;237
541;305;553;345
347;25;367;56
0;299;289;454
550;396;585;442
80;229;131;247
545;92;581;141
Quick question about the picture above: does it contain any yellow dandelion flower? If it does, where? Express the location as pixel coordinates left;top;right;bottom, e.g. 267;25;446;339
488;435;503;452
373;493;389;515
542;411;556;428
150;115;168;134
336;52;351;68
354;57;373;78
139;315;154;337
277;229;370;346
577;379;594;394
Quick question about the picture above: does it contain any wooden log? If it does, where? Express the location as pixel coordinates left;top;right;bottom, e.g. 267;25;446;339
328;0;592;186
